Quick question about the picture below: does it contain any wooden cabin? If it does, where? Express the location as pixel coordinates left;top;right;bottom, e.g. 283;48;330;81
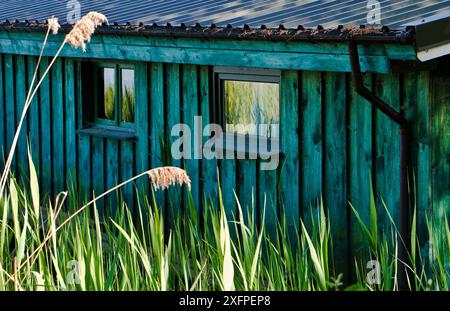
0;1;449;275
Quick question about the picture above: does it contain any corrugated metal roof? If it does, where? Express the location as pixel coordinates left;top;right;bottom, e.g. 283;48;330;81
0;0;449;29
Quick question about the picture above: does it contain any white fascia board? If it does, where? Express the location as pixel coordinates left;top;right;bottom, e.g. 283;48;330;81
417;42;450;62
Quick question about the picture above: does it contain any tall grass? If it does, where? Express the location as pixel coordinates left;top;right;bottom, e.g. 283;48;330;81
0;155;448;291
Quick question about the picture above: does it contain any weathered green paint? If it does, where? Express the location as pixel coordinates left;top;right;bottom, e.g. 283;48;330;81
78;135;91;201
431;70;450;220
0;31;417;60
324;72;348;279
166;63;181;220
120;140;134;209
280;70;299;234
259;161;278;238
301;71;323;228
416;72;432;243
199;66;218;206
150;62;165;206
237;159;257;223
221;158;237;221
0;33;411;74
106;139;119;209
15;55;27;178
349;74;373;263
27;56;40;179
0;30;448;280
92;136;105;209
4;55;15;170
77;127;137;140
39;57;51;193
64;59;77;184
134;62;149;195
403;72;423;242
375;74;401;229
76;60;91;201
182;64;200;209
51;58;64;194
0;54;4;166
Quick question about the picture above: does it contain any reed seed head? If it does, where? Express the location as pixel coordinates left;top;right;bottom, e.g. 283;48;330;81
65;12;108;52
147;167;191;191
47;16;60;35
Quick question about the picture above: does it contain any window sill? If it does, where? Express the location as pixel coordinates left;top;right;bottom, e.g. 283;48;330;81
214;133;280;158
77;125;137;141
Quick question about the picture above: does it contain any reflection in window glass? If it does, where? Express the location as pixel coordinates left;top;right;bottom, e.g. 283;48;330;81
98;67;115;120
121;69;135;123
224;80;279;137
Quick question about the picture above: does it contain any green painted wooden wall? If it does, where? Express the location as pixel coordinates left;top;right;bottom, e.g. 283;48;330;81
0;36;448;277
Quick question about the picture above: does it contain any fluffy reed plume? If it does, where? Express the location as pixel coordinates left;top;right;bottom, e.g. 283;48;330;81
47;16;60;35
20;167;191;273
148;167;192;191
0;12;107;199
65;12;108;52
0;15;61;199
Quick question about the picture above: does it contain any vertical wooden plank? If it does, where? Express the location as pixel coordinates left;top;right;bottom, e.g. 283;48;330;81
280;70;300;234
15;55;27;178
166;64;181;223
150;63;165;206
92;137;104;209
324;72;348;278
301;71;322;227
40;57;51;194
237;159;257;223
120;141;134;210
182;64;200;210
259;161;277;239
403;72;418;180
27;56;40;179
199;66;218;207
4;55;15;171
349;74;373;268
135;62;149;197
76;61;90;202
52;58;64;194
375;74;401;228
431;71;450;220
76;60;83;132
106;139;119;211
415;72;432;243
221;158;237;221
0;54;5;167
78;135;91;203
403;71;421;239
64;59;77;185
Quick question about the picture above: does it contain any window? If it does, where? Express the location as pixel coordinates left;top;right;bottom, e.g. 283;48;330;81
215;67;281;157
216;67;280;138
224;80;279;138
94;63;135;126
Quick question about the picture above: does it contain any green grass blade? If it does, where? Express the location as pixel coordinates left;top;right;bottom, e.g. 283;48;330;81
301;221;326;290
27;146;40;222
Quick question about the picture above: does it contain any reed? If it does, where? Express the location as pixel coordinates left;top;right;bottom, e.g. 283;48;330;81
0;153;448;291
0;12;107;201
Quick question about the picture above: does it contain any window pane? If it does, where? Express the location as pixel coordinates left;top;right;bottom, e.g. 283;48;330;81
224;80;279;137
121;69;135;123
97;67;115;120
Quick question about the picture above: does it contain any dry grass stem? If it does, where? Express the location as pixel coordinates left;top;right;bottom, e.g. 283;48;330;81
0;12;107;201
0;15;61;199
18;167;190;273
